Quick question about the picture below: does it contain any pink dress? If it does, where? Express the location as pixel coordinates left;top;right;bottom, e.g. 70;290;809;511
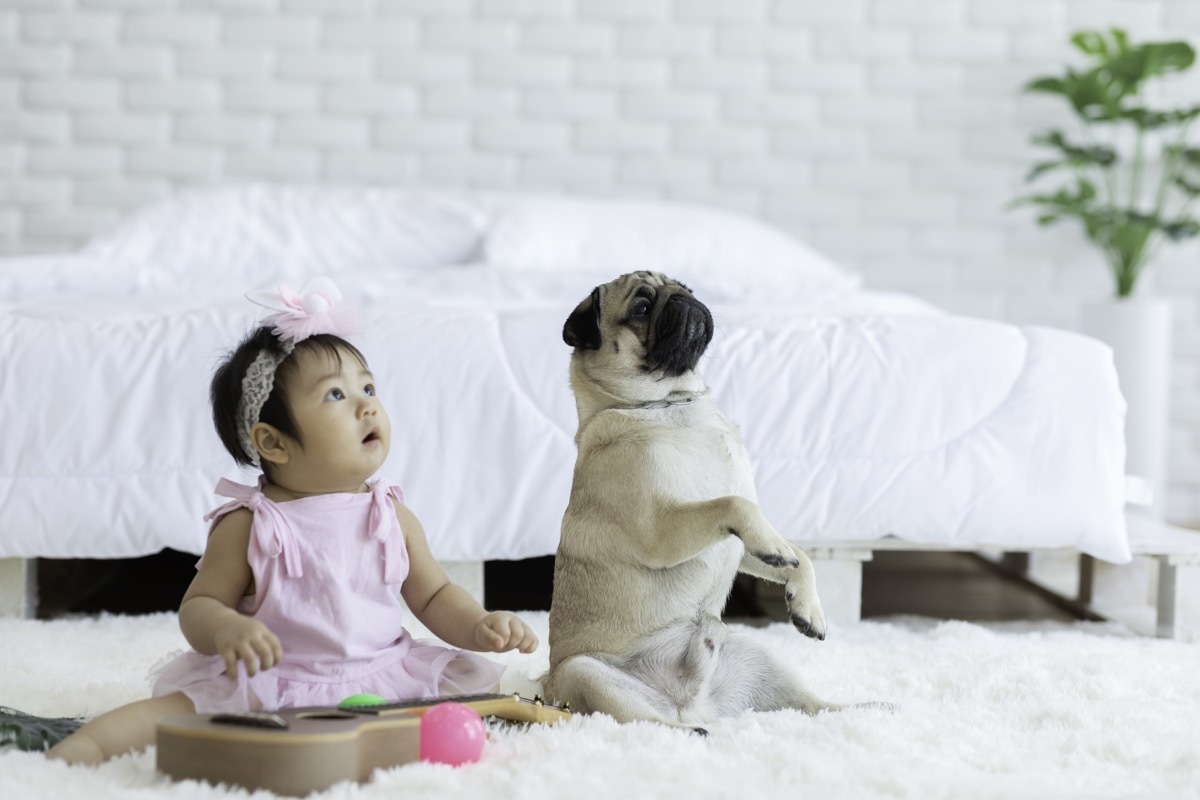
152;478;504;712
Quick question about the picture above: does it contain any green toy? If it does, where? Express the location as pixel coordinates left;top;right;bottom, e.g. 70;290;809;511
336;693;387;709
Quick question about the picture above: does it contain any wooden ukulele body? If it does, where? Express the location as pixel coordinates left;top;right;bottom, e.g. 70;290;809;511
156;693;569;796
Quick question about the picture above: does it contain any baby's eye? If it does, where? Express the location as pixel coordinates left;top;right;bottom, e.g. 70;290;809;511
364;384;376;397
325;388;345;401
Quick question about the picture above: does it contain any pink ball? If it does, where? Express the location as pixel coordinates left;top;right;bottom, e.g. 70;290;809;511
419;702;486;766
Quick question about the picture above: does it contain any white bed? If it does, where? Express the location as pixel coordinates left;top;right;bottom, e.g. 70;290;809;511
0;186;1131;614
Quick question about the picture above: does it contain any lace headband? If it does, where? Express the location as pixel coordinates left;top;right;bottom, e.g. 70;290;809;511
237;277;353;466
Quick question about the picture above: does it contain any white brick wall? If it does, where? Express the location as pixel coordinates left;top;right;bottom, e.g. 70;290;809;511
3;0;1200;521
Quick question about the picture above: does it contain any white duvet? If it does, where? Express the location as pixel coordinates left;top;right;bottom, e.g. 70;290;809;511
0;187;1130;566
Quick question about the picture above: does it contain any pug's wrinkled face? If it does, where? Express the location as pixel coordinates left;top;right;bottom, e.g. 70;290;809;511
563;271;713;401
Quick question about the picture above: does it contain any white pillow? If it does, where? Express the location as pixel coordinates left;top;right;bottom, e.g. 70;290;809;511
82;184;487;290
482;194;861;300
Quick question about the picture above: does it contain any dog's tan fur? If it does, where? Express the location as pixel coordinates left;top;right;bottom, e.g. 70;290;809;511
544;271;838;729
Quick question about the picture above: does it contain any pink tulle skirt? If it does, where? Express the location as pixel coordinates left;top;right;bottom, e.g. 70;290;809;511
150;637;505;713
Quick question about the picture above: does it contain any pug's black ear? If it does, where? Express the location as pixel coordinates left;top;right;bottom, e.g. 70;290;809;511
563;288;602;350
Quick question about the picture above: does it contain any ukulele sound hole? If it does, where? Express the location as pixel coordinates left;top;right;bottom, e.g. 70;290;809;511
295;712;358;721
209;712;289;729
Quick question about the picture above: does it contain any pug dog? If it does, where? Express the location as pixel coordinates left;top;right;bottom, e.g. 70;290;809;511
545;270;841;729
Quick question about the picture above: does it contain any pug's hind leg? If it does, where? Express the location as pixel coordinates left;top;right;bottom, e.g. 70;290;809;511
708;632;842;717
546;654;701;731
681;614;727;687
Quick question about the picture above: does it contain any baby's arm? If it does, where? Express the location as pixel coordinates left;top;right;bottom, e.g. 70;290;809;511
396;502;538;654
178;508;282;677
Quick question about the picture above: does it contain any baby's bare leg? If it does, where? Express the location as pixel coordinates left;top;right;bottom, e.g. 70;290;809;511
47;692;195;765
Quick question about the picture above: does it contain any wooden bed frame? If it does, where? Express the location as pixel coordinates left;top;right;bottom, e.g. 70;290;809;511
0;559;485;622
4;515;1196;641
803;514;1200;641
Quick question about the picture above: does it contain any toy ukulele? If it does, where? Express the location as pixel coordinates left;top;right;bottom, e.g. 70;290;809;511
156;692;571;796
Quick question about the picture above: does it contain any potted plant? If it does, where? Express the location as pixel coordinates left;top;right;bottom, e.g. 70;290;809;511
1012;28;1200;519
1013;27;1200;296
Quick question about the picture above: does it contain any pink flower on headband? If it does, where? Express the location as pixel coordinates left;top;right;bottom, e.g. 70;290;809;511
246;277;356;345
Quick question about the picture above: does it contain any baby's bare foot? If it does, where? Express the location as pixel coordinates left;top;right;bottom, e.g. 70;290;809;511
47;733;105;766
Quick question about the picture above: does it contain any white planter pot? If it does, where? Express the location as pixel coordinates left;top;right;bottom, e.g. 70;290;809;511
1081;297;1173;520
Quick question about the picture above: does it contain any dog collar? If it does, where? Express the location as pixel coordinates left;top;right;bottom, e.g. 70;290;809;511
620;388;711;411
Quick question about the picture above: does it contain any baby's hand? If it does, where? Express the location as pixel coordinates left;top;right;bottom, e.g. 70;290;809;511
213;615;283;677
474;611;539;654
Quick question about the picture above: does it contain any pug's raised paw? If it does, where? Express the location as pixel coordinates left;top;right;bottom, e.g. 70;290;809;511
784;583;827;641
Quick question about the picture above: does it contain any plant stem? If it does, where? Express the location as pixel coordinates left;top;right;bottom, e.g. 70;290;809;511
1078;120;1126;293
1151;118;1192;216
1118;270;1136;296
1098;237;1127;296
1141;117;1197;271
1083;120;1121;209
1123;239;1150;296
1141;191;1198;286
1129;122;1145;212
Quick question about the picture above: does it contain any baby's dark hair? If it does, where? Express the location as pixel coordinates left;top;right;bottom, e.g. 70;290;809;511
211;327;370;468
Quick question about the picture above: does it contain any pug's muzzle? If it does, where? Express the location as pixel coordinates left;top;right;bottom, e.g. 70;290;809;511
649;294;714;377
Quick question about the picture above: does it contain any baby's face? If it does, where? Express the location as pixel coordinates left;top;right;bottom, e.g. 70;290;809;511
279;345;391;489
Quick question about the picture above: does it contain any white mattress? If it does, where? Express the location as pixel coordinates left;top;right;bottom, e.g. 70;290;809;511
0;263;1130;564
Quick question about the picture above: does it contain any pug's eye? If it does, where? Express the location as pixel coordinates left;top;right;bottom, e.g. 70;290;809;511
631;298;652;319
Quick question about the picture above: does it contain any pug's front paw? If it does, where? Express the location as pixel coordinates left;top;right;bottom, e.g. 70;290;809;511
754;548;801;569
784;580;827;641
733;529;800;569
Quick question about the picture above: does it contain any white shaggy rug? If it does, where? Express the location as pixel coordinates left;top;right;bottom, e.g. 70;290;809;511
1;611;1198;800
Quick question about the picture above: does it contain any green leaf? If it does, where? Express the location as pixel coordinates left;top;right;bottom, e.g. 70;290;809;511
1107;42;1195;92
1111;28;1130;55
1072;177;1097;202
1069;67;1126;120
1145;41;1195;75
1030;130;1066;148
1162;219;1200;240
1028;130;1116;169
1118;107;1175;128
1026;161;1065;182
1173;175;1200;195
1024;76;1067;95
1014;178;1099;220
1168;146;1200;166
1167;104;1200;124
1070;30;1109;56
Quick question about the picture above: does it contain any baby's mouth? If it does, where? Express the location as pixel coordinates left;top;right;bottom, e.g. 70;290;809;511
362;428;381;444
